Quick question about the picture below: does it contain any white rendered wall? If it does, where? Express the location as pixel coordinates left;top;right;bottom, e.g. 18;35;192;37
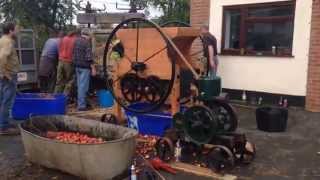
209;0;312;96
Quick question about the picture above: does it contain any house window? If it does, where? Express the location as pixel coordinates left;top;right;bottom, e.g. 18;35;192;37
222;1;295;56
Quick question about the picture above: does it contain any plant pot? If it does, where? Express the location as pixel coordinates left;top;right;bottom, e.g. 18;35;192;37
255;106;288;132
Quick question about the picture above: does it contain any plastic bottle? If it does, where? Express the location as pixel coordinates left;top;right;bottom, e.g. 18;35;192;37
258;97;263;105
131;165;137;180
279;97;283;106
272;46;277;55
175;140;182;162
283;99;288;108
242;91;247;102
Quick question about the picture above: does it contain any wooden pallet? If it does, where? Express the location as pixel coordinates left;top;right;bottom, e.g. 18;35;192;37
68;108;111;120
170;162;237;180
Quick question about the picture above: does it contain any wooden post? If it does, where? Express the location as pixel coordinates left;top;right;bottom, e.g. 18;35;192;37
165;37;200;80
171;65;180;115
112;66;125;123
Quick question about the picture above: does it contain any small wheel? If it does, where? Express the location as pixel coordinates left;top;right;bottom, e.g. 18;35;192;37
155;137;174;162
206;100;238;132
120;73;143;103
143;76;163;103
207;145;235;172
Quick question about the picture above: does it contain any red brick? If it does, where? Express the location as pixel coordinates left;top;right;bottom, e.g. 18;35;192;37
304;0;320;111
190;0;211;55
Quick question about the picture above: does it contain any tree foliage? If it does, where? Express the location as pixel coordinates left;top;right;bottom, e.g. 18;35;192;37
147;0;190;23
0;0;79;48
124;0;190;23
0;0;76;31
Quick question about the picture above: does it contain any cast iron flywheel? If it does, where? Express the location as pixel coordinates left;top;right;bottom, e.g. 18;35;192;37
103;18;176;113
183;105;218;145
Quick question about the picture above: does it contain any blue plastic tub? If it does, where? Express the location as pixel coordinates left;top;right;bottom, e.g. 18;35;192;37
12;93;66;120
97;90;114;108
125;103;173;136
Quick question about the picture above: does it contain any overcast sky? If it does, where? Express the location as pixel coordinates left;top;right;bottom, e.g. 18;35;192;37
83;0;163;17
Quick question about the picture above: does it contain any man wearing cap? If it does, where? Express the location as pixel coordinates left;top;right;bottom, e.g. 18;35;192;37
73;28;96;111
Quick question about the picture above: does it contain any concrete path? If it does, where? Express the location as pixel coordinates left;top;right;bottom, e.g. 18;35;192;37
1;106;320;180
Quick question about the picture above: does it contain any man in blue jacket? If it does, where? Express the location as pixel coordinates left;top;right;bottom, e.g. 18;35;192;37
39;31;64;93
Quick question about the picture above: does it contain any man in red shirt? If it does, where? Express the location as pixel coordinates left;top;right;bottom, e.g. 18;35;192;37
54;30;80;96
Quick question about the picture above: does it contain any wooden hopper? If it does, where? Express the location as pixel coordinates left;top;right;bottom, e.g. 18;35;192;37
115;27;200;79
105;21;201;119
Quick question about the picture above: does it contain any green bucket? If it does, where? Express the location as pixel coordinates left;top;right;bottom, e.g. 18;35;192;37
198;76;221;98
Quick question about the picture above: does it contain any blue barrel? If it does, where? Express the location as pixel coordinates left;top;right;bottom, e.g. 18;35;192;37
97;90;114;108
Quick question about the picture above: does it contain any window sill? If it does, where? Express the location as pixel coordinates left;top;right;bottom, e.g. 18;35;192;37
219;53;294;58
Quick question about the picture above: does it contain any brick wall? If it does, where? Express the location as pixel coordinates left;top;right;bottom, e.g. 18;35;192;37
190;0;211;28
190;0;211;71
306;0;320;112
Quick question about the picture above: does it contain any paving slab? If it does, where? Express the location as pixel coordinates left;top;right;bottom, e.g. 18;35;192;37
0;106;320;180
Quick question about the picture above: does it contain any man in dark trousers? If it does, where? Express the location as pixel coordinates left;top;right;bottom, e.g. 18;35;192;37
200;25;218;79
0;22;20;135
38;31;64;93
73;28;96;111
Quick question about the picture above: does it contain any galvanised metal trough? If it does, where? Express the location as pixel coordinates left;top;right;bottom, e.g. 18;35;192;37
19;115;138;180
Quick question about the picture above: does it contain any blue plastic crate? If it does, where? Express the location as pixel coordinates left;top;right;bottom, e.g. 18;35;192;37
12;93;66;120
125;103;173;137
